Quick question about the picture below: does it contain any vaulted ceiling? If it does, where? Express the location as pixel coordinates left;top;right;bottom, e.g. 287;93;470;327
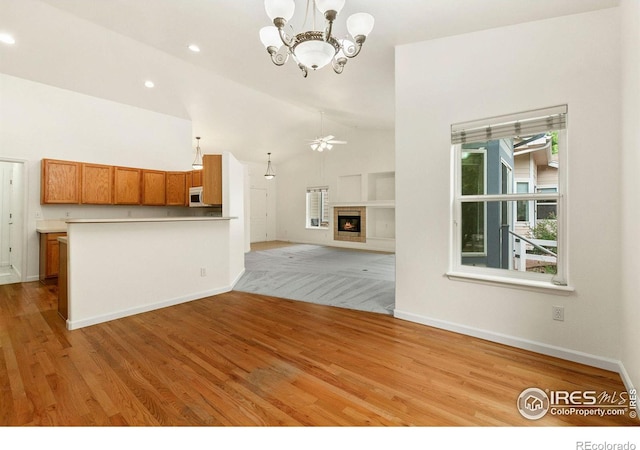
0;0;619;162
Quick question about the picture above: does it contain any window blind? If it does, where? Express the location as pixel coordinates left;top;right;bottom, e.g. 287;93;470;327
451;105;567;144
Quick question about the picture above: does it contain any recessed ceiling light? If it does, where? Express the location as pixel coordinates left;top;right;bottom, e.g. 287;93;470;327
188;44;200;53
144;80;155;88
0;33;16;45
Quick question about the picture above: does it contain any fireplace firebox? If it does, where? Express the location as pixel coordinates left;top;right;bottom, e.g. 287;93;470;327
338;216;361;233
334;206;366;243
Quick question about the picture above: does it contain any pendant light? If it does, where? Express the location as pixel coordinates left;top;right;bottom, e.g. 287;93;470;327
192;136;203;170
264;152;276;180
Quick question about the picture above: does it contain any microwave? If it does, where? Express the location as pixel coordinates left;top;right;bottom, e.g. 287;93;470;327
189;186;211;207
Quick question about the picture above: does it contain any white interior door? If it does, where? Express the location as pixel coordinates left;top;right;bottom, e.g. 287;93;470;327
250;188;268;243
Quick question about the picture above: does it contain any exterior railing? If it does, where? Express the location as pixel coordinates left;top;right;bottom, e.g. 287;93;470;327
509;230;557;272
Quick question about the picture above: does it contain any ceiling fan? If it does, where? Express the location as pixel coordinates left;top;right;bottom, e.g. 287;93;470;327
308;111;347;152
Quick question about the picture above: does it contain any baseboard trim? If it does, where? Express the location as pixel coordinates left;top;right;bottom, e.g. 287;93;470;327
67;286;233;330
230;268;246;289
393;309;623;373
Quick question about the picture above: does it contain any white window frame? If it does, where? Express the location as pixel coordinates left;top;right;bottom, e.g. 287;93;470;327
306;186;330;230
448;106;571;292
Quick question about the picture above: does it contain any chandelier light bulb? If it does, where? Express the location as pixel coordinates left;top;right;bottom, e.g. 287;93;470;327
265;0;295;21
346;12;375;37
259;26;282;49
315;0;346;15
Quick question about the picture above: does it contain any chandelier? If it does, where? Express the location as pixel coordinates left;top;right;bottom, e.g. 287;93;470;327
192;136;203;170
259;0;374;77
264;153;276;180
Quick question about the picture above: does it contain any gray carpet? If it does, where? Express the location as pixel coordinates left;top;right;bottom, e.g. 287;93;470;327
233;244;395;315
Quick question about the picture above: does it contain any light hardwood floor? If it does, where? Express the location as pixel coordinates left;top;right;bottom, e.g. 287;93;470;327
0;281;637;426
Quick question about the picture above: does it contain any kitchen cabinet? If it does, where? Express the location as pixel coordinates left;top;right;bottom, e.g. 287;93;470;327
41;159;81;204
81;163;113;204
202;154;222;206
166;172;188;206
113;166;142;205
39;232;66;281
142;169;166;205
190;170;202;187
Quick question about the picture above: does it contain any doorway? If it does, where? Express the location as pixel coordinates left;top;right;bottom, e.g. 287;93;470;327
250;188;268;243
0;159;25;285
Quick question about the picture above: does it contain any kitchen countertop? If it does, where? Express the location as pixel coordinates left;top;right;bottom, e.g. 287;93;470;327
66;217;236;224
37;217;234;232
36;219;67;233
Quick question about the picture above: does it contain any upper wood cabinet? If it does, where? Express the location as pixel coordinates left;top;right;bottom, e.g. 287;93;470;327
41;158;195;207
113;166;142;205
81;163;113;204
142;169;166;206
41;159;81;204
202;154;222;206
166;172;188;206
190;170;202;188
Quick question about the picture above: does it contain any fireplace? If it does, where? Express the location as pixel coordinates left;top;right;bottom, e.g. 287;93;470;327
334;206;366;243
338;216;361;233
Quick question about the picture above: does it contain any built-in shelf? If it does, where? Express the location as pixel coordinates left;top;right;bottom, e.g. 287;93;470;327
367;207;395;240
335;171;396;245
330;200;395;208
367;171;395;202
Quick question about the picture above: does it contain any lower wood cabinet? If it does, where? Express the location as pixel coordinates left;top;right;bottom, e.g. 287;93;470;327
39;232;66;281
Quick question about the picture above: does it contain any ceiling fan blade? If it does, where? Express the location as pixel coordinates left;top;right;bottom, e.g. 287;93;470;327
322;135;335;141
327;140;347;144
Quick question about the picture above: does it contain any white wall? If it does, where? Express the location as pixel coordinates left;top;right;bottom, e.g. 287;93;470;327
620;0;640;392
276;127;395;252
0;73;193;281
395;9;626;372
67;218;238;330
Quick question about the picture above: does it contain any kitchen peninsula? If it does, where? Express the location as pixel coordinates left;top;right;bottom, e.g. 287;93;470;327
63;216;244;330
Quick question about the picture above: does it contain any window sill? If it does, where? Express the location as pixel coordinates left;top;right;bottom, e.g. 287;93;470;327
445;271;575;295
306;227;330;231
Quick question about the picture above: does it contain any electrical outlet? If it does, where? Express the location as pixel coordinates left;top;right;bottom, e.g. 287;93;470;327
65;211;71;217
200;268;206;277
552;306;564;321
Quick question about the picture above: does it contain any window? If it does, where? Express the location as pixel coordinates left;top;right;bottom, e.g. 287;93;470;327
516;182;530;222
450;105;568;289
306;187;329;229
536;187;558;220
